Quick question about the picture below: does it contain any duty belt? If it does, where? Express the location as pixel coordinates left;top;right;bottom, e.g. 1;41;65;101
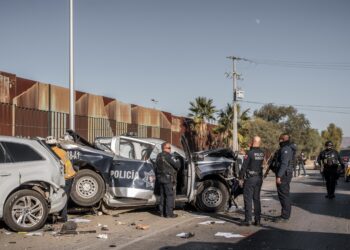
247;170;261;176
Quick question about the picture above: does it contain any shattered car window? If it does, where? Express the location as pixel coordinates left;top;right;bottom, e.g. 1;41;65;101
119;139;153;161
0;144;6;163
150;147;160;161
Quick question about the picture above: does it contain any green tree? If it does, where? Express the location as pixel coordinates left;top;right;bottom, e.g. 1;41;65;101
321;123;343;150
302;128;322;157
188;97;216;150
244;118;282;159
214;103;250;148
254;104;312;152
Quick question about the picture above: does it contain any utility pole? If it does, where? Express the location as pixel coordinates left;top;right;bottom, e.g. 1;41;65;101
69;0;75;130
226;56;245;153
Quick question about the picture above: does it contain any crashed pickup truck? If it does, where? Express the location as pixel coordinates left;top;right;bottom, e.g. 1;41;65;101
61;131;237;212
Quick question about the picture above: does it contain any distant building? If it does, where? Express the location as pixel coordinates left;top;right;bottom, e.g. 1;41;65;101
341;137;350;149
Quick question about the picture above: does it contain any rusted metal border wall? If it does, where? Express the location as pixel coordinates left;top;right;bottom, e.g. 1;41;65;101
0;102;173;143
0;102;13;136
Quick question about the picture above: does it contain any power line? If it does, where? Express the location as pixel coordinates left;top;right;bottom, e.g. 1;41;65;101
242;100;350;115
245;58;350;70
243;100;350;110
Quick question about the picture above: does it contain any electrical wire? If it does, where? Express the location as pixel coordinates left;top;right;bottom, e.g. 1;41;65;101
243;58;350;70
242;100;350;115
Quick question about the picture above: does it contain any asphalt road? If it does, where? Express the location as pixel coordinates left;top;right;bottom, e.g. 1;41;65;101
1;170;350;250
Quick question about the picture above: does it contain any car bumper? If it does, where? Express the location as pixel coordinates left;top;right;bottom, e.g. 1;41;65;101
49;188;67;214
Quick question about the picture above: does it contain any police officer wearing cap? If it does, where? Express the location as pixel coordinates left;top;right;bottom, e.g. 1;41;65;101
317;141;344;199
155;142;180;218
239;136;265;226
275;134;297;222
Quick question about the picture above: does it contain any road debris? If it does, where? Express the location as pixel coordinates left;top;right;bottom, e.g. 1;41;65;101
198;220;226;225
61;221;78;232
97;234;108;239
227;206;244;212
101;225;109;231
136;224;150;230
194;215;210;219
26;232;43;236
214;232;245;238
176;232;195;238
68;218;91;223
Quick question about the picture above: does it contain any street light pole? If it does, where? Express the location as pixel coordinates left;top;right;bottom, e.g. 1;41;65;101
227;56;239;153
69;0;75;130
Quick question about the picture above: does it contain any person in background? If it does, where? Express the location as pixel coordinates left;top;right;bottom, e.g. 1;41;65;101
317;141;344;199
298;151;307;176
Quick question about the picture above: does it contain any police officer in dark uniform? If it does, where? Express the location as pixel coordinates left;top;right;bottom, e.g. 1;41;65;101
155;142;180;218
275;134;296;222
317;141;344;199
239;136;265;226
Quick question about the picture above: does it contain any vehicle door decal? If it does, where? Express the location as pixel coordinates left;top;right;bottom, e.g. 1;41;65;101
110;161;155;190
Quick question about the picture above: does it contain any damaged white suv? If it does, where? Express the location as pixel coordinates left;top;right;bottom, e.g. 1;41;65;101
0;136;66;232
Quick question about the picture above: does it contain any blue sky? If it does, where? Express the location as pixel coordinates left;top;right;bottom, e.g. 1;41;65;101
1;0;349;136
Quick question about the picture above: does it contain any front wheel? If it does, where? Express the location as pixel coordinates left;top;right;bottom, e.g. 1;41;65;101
3;190;48;232
195;179;229;212
70;169;105;207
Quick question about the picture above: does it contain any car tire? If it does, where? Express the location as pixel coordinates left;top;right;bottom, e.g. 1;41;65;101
3;189;48;232
195;179;229;212
70;169;105;207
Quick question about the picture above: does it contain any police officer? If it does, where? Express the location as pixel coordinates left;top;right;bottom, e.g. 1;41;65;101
317;141;344;199
155;142;180;218
275;134;296;222
239;136;265;226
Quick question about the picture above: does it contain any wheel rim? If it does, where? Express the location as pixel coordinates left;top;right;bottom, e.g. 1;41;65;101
76;176;98;199
11;196;44;228
202;187;223;208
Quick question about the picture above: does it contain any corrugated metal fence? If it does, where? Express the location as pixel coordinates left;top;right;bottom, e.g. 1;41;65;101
0;102;173;143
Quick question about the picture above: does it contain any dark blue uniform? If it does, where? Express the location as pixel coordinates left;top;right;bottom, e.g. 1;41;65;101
317;149;343;198
240;147;265;223
155;152;180;217
276;141;296;220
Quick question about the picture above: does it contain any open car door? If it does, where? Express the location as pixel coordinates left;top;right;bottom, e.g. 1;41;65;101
109;137;156;200
180;135;196;202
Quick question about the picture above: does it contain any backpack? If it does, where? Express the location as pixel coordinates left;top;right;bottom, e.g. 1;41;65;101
268;152;278;174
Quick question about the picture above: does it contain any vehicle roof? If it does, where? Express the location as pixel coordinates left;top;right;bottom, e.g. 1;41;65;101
0;136;36;143
119;136;186;156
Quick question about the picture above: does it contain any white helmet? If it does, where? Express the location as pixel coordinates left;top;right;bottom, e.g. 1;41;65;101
46;136;58;145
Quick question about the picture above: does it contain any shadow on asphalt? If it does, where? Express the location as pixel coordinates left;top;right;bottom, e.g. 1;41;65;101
159;227;350;250
262;172;350;220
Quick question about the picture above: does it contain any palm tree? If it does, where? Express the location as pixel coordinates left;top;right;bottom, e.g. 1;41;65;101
214;103;250;148
188;97;216;150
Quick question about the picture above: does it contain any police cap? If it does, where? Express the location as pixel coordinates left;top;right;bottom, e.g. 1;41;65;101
325;140;333;147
